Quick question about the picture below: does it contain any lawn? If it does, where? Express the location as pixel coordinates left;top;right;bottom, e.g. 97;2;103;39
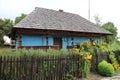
0;46;13;56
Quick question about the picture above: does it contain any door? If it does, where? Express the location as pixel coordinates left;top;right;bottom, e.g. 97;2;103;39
54;37;62;49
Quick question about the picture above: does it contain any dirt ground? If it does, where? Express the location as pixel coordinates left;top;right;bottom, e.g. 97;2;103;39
78;71;120;80
78;72;104;80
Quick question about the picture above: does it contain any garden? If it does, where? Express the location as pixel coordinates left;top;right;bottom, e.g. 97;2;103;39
0;41;120;80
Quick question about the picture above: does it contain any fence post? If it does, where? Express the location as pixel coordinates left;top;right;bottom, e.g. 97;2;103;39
93;48;99;71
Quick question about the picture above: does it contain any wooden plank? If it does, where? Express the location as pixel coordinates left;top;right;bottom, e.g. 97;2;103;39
19;34;22;47
15;28;106;37
19;45;60;50
46;34;48;46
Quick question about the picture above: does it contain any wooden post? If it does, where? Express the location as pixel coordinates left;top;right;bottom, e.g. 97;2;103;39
19;34;22;47
46;34;48;46
72;37;74;46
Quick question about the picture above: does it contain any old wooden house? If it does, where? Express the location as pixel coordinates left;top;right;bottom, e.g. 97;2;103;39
12;7;111;49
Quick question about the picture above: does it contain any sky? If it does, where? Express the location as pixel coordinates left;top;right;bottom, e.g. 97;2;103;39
0;0;120;37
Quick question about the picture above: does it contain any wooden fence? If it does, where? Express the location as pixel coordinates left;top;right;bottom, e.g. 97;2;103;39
0;50;111;80
91;48;110;71
0;55;81;80
115;50;120;64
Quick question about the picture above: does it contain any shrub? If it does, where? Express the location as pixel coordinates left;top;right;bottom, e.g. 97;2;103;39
98;60;114;77
109;51;120;70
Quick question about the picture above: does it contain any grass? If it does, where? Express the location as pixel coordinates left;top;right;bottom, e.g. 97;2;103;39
0;46;13;55
0;46;74;57
0;39;120;57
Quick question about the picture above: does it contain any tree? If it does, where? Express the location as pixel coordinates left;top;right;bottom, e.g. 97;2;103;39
102;22;117;43
0;19;13;45
0;13;27;45
15;13;27;24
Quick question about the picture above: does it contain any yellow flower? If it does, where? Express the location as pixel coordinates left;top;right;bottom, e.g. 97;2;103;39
113;63;120;70
87;55;92;60
114;66;118;70
112;63;116;66
80;53;83;56
118;67;120;70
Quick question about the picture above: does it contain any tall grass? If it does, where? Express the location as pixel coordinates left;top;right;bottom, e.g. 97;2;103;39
0;47;74;57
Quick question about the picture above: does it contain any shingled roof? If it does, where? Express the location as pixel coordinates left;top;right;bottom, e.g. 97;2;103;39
14;7;111;34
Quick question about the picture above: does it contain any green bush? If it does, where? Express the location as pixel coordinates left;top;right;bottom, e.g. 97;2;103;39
98;60;114;77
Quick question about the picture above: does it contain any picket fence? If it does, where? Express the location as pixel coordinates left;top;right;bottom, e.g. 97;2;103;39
0;55;81;80
0;50;111;80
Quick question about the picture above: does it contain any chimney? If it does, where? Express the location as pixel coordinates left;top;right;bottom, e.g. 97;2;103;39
59;9;63;12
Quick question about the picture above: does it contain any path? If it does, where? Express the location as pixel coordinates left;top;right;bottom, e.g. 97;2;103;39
101;72;120;80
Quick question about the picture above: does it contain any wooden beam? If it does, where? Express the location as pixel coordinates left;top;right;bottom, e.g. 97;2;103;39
19;45;60;50
19;34;22;47
15;28;105;37
46;34;48;46
71;37;74;46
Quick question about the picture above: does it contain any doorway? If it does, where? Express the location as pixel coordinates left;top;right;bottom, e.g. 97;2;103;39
54;37;62;49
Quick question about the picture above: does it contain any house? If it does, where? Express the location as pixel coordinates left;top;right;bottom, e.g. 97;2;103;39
12;7;112;49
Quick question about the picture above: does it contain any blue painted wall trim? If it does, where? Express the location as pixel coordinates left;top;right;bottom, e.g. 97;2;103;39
15;34;101;49
48;35;53;46
21;34;46;46
22;34;41;46
92;37;101;43
74;37;90;45
15;35;19;49
62;37;72;49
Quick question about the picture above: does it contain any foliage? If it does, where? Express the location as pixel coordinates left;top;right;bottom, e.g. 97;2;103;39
0;48;72;57
97;41;110;52
102;22;117;43
76;40;111;53
76;41;94;53
98;60;114;77
65;73;77;80
74;40;120;77
109;51;120;70
93;19;120;50
95;40;120;71
102;22;117;36
0;19;13;45
0;13;27;46
74;40;113;77
110;40;120;50
15;13;27;24
96;39;120;71
74;41;93;78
